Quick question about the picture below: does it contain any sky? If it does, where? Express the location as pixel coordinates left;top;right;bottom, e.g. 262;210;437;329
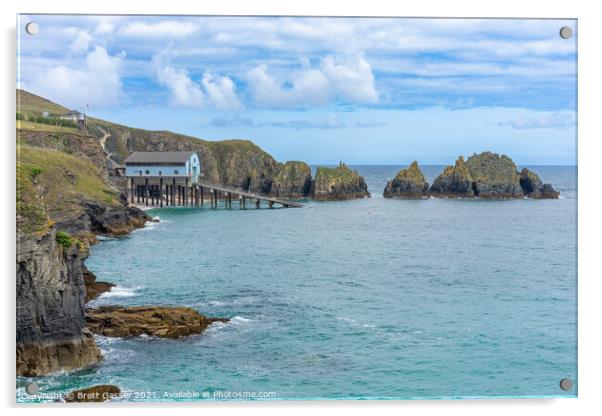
17;15;577;165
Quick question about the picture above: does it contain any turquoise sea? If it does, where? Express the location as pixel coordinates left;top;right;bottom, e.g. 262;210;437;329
17;165;577;402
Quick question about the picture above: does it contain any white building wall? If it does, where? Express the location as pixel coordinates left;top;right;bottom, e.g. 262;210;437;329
125;154;201;181
125;165;188;177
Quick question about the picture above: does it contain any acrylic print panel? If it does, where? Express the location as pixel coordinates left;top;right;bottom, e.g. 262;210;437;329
16;15;577;402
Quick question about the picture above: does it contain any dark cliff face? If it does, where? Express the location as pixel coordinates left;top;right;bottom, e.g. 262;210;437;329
430;152;559;199
17;230;102;376
270;161;312;198
16;125;148;377
383;161;430;199
311;163;370;201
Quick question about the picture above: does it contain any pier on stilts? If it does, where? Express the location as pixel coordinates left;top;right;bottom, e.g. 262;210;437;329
127;178;303;209
124;151;302;210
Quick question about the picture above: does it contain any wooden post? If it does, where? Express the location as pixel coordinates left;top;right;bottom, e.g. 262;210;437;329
256;198;260;209
214;189;218;209
227;193;232;209
172;179;176;206
268;200;273;209
160;178;163;207
200;187;204;207
130;178;134;204
185;178;189;206
241;196;245;209
145;178;149;206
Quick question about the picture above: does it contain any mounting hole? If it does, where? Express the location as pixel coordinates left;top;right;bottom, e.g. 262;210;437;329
559;378;573;391
25;382;40;395
25;22;39;35
559;26;573;39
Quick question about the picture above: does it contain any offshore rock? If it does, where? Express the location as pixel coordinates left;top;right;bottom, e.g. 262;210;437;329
519;168;560;199
430;152;559;199
16;231;102;376
464;152;523;198
86;306;229;339
430;155;476;197
383;161;430;199
311;162;370;201
270;161;312;198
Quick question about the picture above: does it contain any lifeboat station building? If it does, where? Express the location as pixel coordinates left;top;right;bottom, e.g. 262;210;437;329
125;151;201;206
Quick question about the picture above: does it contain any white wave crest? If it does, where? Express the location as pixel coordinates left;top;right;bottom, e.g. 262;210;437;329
99;285;139;298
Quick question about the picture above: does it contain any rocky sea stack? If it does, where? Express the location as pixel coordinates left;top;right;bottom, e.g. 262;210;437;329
383;161;430;199
270;161;312;198
430;152;559;199
86;306;229;339
311;162;370;201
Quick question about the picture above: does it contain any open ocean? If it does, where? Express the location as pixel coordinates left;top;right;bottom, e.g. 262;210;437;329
17;165;577;401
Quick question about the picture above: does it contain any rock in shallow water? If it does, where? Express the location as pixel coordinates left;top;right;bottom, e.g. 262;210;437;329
383;161;430;199
86;306;229;339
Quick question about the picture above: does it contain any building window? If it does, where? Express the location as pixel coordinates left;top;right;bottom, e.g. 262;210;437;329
174;169;179;175
145;170;150;175
158;171;162;176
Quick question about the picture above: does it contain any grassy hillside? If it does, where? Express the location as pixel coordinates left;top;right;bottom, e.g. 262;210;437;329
17;89;69;115
18;145;121;227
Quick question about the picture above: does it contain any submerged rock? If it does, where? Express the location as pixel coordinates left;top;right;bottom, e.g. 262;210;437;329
430;152;559;199
86;306;229;339
519;168;560;199
383;161;430;199
270;161;312;198
63;385;121;402
311;162;370;201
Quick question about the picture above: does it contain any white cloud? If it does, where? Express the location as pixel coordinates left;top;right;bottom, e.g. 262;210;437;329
201;73;243;110
68;29;92;54
153;57;242;110
155;64;204;108
122;21;199;38
498;113;575;129
246;55;378;108
25;46;125;108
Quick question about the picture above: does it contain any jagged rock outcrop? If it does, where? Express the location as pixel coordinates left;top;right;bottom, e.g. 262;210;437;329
16;231;102;377
430;155;476;197
64;385;121;402
430;152;559;199
83;266;114;303
270;161;312;198
311;162;370;201
86;306;229;339
383;161;430;199
519;168;560;199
